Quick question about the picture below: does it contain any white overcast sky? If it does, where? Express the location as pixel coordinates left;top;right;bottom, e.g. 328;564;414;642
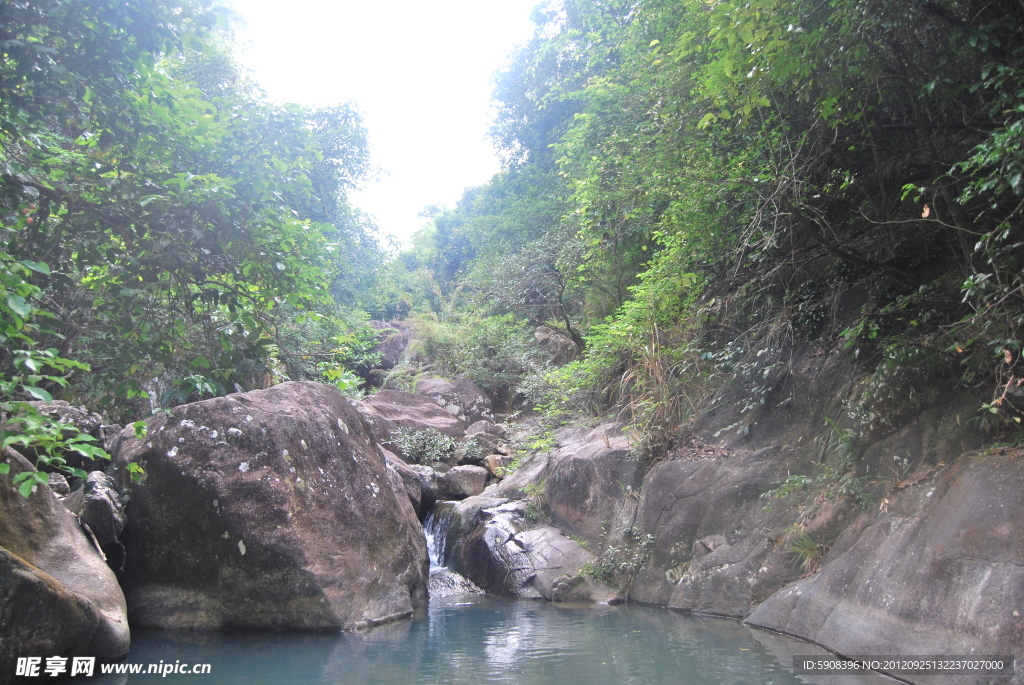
229;0;539;247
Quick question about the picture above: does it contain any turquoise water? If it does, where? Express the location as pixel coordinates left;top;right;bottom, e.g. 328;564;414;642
73;597;891;685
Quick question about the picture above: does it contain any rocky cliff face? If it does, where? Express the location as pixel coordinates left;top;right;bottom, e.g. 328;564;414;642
436;337;1022;684
113;382;429;631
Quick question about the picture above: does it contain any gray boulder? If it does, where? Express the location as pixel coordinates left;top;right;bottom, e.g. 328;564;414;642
113;381;428;631
63;471;126;546
438;465;489;499
1;450;130;675
367;321;414;371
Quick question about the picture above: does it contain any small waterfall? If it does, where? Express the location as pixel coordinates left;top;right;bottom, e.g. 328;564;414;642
423;500;483;598
424;501;457;570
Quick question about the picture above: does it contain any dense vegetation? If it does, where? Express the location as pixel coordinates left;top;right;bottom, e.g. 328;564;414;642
0;0;385;489
394;0;1024;451
3;0;1024;493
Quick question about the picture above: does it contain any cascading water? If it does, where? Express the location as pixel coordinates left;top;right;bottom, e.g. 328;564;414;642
423;500;483;598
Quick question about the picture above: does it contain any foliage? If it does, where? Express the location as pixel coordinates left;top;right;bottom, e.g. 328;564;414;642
389;427;459;465
411;311;547;410
786;533;828;574
581;528;655;589
1;0;382;423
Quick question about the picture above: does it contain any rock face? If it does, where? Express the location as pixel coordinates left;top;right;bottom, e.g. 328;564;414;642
539;423;644;550
0;450;130;675
746;449;1024;683
113;381;428;631
629;442;803;614
366;321;415;374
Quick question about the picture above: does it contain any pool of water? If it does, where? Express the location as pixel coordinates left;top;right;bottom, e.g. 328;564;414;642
74;596;893;685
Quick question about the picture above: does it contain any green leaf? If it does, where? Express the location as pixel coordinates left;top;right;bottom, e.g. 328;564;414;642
23;386;52;402
18;477;35;498
7;295;32;318
0;463;9;475
18;260;50;275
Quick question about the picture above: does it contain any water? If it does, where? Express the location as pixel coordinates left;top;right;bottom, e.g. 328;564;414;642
74;598;892;685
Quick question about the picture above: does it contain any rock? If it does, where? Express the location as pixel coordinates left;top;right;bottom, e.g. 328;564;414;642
48;472;70;497
356;390;465;460
438;465;489;499
448;499;619;602
0;449;130;674
413;377;495;426
535;325;577;365
452;378;493;424
113;381;428;631
629;443;800;613
415;378;465;420
543;423;643;550
746;449;1024;675
384;449;438;519
466;420;507;440
459;432;503;463
8;401;113;472
367;320;415;371
63;471;126;546
482;454;514;477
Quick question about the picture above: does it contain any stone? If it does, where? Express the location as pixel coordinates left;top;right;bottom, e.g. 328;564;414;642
746;448;1024;673
438;465;489;499
0;449;130;674
482;454;514;477
534;325;578;365
543;423;644;550
48;472;70;497
466;420;507;440
384;448;438;519
452;378;493;424
63;471;126;546
113;381;428;631
459;432;503;463
367;320;414;371
415;378;465;420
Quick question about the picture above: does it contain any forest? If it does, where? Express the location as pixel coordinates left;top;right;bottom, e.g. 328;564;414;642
2;0;1024;492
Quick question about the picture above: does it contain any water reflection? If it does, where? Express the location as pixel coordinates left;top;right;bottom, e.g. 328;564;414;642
73;598;894;685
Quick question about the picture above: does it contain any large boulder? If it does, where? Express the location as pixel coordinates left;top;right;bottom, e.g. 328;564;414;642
113;381;428;631
0;450;130;675
629;441;802;614
746;449;1024;684
534;325;578;365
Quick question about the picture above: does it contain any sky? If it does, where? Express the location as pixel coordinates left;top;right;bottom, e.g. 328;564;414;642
230;0;540;247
